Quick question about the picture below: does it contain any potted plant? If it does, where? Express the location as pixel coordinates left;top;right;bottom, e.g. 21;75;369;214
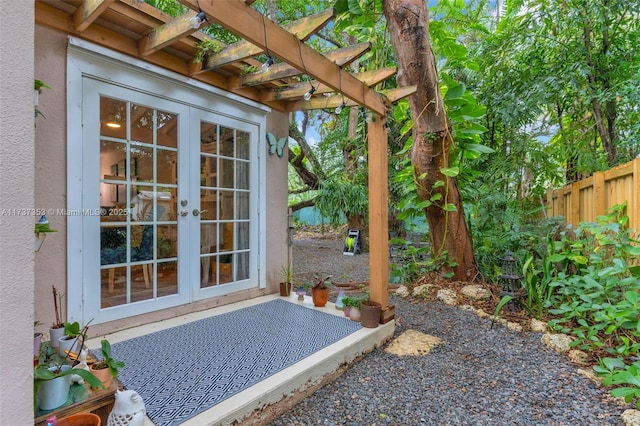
58;321;88;358
311;276;331;307
34;341;103;412
360;300;382;328
348;297;362;322
90;339;125;388
279;264;293;296
49;286;65;351
341;296;354;317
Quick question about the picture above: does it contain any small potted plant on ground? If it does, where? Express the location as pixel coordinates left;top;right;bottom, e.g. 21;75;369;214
279;264;293;296
311;276;332;307
360;299;382;328
348;297;362;322
90;339;125;388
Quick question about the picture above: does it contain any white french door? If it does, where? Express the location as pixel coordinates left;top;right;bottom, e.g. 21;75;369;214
74;76;261;325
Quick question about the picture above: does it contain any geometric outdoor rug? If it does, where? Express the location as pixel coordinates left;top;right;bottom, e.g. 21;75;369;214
105;299;362;426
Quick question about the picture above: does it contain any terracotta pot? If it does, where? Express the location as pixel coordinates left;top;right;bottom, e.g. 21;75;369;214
311;287;329;307
360;301;382;328
279;282;292;296
58;412;101;426
90;364;112;388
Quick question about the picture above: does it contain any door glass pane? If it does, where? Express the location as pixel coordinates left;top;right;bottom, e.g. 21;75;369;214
99;95;178;309
199;120;251;288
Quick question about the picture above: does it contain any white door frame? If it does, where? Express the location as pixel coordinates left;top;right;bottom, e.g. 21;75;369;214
66;39;267;325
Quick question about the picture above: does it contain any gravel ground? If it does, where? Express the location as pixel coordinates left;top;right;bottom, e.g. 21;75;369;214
271;237;628;426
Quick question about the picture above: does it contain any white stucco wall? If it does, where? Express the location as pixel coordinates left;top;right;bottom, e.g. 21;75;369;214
0;2;35;424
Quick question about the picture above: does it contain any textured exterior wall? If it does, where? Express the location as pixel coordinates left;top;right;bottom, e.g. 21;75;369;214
265;111;292;293
33;25;68;333
0;2;35;424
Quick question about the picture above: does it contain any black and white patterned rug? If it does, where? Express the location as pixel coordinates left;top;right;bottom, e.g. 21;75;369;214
107;299;362;426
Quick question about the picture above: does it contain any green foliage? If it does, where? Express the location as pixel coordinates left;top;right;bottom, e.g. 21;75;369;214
491;295;513;329
94;339;125;379
194;38;223;63
594;358;640;409
314;176;368;225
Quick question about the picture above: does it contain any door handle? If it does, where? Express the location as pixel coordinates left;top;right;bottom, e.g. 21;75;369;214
193;209;208;217
180;209;188;217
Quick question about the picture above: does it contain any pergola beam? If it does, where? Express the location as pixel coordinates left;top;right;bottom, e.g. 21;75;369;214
138;11;202;56
73;0;115;32
200;9;334;72
180;0;388;115
241;42;371;87
289;85;417;112
266;67;397;101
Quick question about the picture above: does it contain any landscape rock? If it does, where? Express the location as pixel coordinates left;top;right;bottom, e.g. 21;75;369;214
577;368;601;385
384;329;445;356
436;289;458;306
475;309;490;319
507;322;523;332
567;349;590;366
529;319;548;333
460;284;492;301
412;284;434;298
395;285;410;298
621;409;640;426
541;333;573;354
458;305;476;312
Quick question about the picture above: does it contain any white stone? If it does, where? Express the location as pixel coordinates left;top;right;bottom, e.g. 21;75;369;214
436;289;458;305
507;322;523;332
476;309;490;319
412;284;434;298
541;333;573;354
395;285;410;298
458;305;476;312
460;284;492;301
567;349;590;366
384;329;445;356
621;409;640;426
530;319;548;333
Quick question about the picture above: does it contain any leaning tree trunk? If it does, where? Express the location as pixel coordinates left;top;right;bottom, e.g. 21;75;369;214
382;0;478;281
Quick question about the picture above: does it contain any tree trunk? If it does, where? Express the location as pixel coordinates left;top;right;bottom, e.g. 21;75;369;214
382;0;478;281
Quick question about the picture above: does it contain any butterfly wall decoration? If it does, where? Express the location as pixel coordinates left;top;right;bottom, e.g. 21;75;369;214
266;132;288;158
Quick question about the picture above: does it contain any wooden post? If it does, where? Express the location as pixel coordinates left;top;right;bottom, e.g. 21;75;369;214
367;113;393;322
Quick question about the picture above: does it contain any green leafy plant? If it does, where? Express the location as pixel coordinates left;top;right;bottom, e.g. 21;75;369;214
34;79;51;119
311;276;332;290
491;295;513;330
194;38;223;63
92;339;125;379
594;357;640;408
34;340;103;411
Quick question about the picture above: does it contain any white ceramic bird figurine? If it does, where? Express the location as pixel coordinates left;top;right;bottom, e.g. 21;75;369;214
107;389;147;426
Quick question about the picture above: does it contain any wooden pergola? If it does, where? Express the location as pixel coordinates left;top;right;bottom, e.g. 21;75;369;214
35;0;417;321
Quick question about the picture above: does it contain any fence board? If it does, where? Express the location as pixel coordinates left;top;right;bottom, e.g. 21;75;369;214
546;158;640;232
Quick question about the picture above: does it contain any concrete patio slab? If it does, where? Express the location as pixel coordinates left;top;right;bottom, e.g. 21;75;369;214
86;294;395;426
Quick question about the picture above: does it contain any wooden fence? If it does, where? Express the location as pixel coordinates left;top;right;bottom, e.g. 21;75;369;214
546;158;640;232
